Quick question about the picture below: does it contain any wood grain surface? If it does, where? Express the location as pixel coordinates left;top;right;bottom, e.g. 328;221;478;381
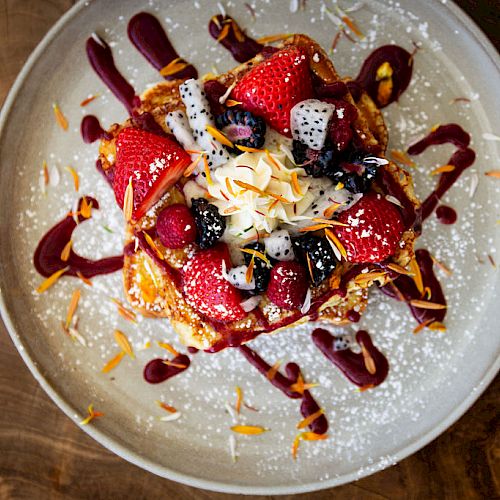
0;1;498;498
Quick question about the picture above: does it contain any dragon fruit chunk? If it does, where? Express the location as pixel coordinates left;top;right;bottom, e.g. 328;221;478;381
290;99;336;151
222;263;256;291
165;111;199;158
179;78;231;169
264;229;295;261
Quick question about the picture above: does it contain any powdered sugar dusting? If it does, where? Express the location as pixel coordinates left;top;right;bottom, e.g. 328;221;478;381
3;0;499;492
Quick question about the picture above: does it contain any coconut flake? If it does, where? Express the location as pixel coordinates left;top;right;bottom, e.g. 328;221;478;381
290;0;299;12
159;412;182;422
217;1;226;17
385;195;404;208
225;401;238;421
49;164;60;187
240;295;262;312
218;81;237;104
363;156;389;166
469;173;479;198
228;435;237;462
482;132;500;142
300;288;312;314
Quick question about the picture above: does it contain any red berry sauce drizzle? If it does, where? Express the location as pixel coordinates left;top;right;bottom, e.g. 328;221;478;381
144;354;191;384
239;345;328;434
348;45;414;108
208;15;264;63
407;123;475;221
436;205;457;225
81;115;112;144
380;249;446;325
312;329;389;388
33;197;123;278
128;12;198;80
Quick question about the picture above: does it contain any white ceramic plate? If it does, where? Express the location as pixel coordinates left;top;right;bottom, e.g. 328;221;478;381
0;0;499;494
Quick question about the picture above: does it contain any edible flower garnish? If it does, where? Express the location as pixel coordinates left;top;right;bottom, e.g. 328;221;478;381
160;57;189;77
409;299;447;310
430;164;455;176
123;177;134;222
53;103;68;130
111;298;137;323
36;267;68;293
230;425;267;435
390;149;415;167
65;166;79;192
80;403;104;425
60;240;72;262
102;351;125;373
65;289;81;329
114;329;135;359
80;94;99;107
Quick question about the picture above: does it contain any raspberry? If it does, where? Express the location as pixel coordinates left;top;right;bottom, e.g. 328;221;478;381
156;204;197;249
266;261;309;310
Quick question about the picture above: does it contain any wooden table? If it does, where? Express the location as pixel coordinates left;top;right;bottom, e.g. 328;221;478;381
0;1;498;498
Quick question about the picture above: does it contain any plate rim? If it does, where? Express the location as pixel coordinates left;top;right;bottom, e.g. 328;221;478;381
0;0;499;494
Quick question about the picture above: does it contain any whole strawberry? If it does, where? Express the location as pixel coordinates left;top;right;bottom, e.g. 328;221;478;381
182;244;246;322
156;204;197;249
266;261;309;310
114;127;191;221
334;192;404;263
231;47;313;137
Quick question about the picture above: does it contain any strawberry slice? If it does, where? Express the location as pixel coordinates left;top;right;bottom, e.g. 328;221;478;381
232;47;313;137
182;243;246;322
114;127;191;221
334;192;404;263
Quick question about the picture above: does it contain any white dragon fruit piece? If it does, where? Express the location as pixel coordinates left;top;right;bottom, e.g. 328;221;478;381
165;111;199;157
264;229;295;261
222;262;255;291
290;99;336;151
333;334;352;351
179;78;230;169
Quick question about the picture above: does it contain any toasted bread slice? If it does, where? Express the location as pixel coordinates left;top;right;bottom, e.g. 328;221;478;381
97;35;419;350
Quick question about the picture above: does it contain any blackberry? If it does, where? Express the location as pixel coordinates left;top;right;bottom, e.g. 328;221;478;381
216;110;266;155
292;235;338;286
338;151;379;194
292;140;335;178
191;198;226;249
243;242;270;294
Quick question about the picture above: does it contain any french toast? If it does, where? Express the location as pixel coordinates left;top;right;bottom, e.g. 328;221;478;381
96;35;419;350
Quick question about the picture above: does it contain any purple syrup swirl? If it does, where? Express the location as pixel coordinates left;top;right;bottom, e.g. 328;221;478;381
354;45;414;108
33;197;123;279
379;249;446;325
408;124;475;220
81;115;111;144
86;35;140;114
208;15;263;63
312;329;389;387
436;205;457;225
143;354;190;384
128;12;198;80
239;345;328;434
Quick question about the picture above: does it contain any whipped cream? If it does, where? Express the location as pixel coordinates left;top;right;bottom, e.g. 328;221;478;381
206;151;314;240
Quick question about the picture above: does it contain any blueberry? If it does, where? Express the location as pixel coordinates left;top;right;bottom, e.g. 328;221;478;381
243;242;270;294
216;110;266;155
292;234;338;286
191;198;226;249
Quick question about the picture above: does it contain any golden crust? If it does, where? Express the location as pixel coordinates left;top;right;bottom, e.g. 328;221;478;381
103;35;420;349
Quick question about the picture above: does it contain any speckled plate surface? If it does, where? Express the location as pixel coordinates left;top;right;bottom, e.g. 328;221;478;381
0;0;499;494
